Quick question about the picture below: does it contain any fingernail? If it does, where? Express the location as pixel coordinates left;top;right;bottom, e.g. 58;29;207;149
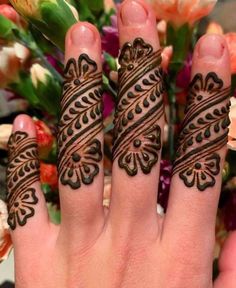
121;0;148;26
198;35;225;59
70;23;95;46
13;115;30;132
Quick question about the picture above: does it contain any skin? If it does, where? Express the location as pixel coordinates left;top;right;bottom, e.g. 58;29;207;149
7;0;236;287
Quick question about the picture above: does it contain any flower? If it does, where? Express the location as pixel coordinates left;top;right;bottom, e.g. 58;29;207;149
40;162;58;190
206;21;223;35
9;0;79;50
0;124;12;149
104;0;116;12
30;63;51;88
161;45;173;72
0;200;12;262
224;33;236;74
147;0;217;27
102;15;119;57
0;42;30;88
34;119;54;159
227;97;236;151
0;4;21;25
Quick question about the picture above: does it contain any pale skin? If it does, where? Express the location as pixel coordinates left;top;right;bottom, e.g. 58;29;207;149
8;0;236;287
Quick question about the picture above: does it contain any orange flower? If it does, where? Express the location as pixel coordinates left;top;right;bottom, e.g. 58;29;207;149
224;33;236;74
34;119;54;159
0;200;12;262
147;0;217;27
40;162;58;190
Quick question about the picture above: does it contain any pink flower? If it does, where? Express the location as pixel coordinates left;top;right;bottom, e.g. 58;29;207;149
102;15;119;57
147;0;217;27
0;4;21;25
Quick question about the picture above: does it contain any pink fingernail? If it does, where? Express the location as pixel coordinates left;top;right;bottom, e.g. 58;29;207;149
70;23;95;46
198;34;225;59
121;0;148;26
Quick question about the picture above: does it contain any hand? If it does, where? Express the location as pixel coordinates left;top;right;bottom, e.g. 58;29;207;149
6;0;236;287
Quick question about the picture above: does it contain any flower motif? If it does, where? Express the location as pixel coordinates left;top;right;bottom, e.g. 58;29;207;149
147;0;217;27
7;188;38;230
60;139;103;189
179;153;220;191
0;200;12;263
118;125;162;176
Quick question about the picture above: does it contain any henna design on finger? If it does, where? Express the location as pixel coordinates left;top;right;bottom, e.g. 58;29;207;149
112;38;164;176
58;54;103;189
7;132;39;230
173;72;231;191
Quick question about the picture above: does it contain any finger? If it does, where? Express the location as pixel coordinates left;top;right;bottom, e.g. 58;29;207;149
163;35;231;264
58;22;104;238
214;232;236;288
110;0;165;229
7;115;49;244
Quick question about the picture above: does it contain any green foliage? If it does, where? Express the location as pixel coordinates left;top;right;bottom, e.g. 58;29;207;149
167;23;192;74
0;15;18;40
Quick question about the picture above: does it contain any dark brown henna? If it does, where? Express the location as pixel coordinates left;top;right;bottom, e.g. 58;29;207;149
7;132;39;230
58;54;103;189
173;72;231;191
113;38;164;176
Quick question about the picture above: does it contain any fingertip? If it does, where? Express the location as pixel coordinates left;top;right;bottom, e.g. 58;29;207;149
118;0;160;49
12;114;36;136
65;21;101;63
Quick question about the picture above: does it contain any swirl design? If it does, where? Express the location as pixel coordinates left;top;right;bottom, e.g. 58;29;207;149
7;132;39;230
173;72;231;191
113;38;164;176
58;54;103;189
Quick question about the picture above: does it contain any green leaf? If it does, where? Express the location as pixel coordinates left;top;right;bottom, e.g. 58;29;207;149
32;75;61;117
0;15;18;40
104;52;117;71
167;23;192;74
47;204;61;225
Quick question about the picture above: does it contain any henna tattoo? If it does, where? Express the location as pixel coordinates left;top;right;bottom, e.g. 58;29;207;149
173;72;231;191
112;38;164;176
58;54;103;189
6;132;39;230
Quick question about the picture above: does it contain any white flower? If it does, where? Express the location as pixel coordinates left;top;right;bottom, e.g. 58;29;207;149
0;124;12;150
30;63;52;88
0;42;30;88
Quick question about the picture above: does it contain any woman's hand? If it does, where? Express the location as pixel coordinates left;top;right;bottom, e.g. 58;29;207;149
6;0;236;287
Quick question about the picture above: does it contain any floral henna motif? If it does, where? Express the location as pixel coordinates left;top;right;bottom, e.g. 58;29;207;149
113;38;164;176
7;132;40;230
58;54;103;189
173;72;231;191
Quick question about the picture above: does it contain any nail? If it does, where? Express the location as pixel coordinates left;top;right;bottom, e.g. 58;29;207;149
121;0;148;26
70;23;95;46
198;35;225;59
13;115;30;131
